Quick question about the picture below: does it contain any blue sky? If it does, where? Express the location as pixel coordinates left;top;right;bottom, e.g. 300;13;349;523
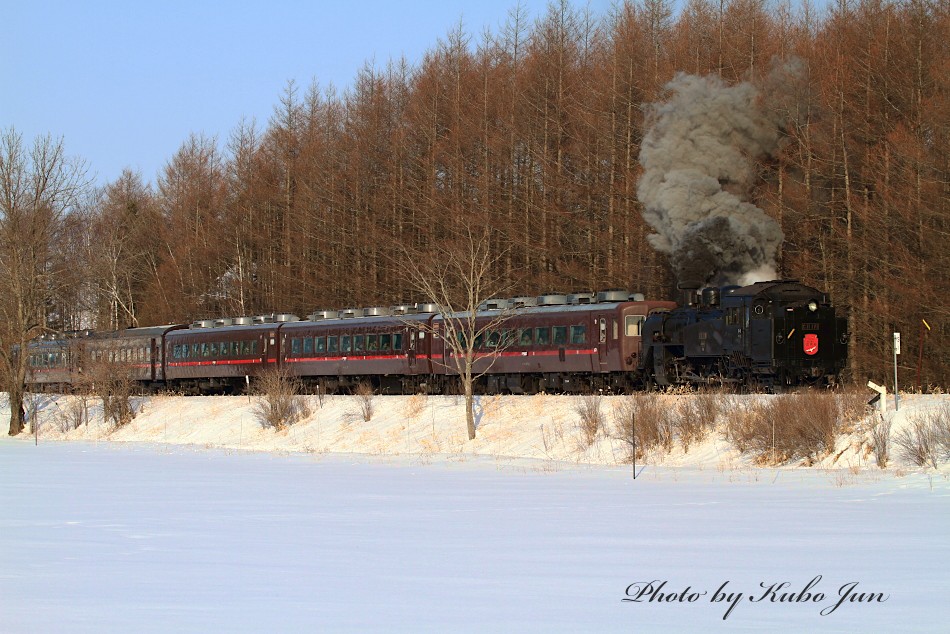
3;0;618;188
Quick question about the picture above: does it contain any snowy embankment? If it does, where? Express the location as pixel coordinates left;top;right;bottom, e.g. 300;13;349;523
5;390;950;474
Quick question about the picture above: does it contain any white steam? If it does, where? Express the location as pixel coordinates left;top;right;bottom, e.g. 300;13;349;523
637;72;786;287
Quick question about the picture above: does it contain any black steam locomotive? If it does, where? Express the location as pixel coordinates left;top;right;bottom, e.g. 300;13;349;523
640;280;848;390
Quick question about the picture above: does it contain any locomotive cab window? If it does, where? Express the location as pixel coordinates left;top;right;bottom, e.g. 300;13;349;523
624;315;645;337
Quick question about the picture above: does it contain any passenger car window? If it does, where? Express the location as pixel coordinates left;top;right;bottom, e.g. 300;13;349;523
625;315;644;337
535;327;550;345
553;326;567;345
570;325;587;344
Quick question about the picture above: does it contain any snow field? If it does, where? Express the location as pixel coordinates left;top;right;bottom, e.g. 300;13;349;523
2;391;948;631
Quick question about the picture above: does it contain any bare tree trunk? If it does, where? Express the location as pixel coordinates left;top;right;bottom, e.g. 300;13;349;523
8;379;25;436
464;367;476;440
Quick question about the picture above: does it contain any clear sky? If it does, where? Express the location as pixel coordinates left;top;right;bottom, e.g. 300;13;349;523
4;0;618;188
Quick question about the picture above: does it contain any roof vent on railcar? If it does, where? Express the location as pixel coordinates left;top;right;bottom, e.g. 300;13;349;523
537;294;568;306
309;310;339;321
192;319;216;328
253;315;275;324
274;314;300;323
479;298;510;311
628;292;645;302
567;292;597;305
363;307;391;317
596;290;629;303
215;318;234;327
390;304;418;315
233;316;255;326
340;308;359;319
415;303;439;313
509;296;538;309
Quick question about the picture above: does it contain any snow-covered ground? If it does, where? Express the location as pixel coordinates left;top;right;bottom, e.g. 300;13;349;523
2;392;948;631
7;391;950;472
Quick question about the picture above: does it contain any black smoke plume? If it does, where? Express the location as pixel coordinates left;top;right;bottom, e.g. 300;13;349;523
637;71;789;287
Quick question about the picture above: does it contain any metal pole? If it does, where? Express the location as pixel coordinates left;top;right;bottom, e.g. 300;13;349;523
632;414;637;480
916;319;930;392
893;332;900;412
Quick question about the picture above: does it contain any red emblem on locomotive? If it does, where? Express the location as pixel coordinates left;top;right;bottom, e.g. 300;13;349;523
803;333;819;356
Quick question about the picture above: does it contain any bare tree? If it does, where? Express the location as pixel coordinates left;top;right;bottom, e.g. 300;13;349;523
401;222;515;440
0;128;87;435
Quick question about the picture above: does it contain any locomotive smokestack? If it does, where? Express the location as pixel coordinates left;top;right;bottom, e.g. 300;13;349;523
677;281;701;307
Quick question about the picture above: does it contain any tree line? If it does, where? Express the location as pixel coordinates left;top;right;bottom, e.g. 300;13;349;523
3;0;948;420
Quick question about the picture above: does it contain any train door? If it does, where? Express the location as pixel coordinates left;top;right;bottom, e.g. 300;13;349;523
150;337;158;382
407;327;417;371
597;317;608;370
263;330;279;365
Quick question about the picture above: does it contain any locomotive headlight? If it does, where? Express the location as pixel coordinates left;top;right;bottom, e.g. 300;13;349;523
807;301;818;312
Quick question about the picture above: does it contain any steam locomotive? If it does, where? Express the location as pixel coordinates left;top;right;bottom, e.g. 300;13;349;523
23;280;847;394
641;280;849;390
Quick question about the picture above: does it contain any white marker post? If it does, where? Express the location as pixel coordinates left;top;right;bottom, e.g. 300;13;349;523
867;381;887;419
893;333;900;412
